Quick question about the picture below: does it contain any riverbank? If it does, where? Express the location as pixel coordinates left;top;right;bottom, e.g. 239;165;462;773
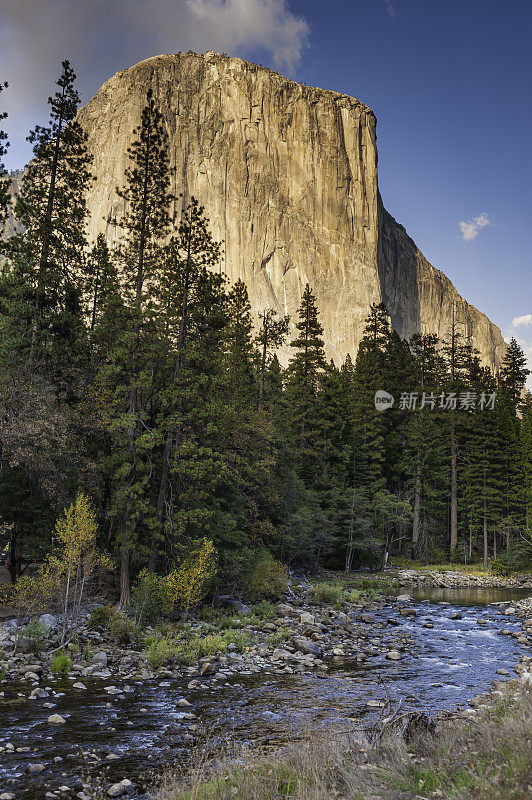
154;677;532;800
1;572;531;798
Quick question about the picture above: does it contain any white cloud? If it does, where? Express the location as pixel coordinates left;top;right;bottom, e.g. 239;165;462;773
0;0;310;169
510;314;532;328
384;0;397;18
185;0;309;69
458;212;490;241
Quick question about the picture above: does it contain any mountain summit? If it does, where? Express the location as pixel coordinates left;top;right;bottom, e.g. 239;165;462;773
77;51;506;367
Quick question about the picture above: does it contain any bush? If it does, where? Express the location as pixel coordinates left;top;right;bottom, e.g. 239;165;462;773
245;560;288;600
133;540;217;624
309;582;345;604
492;545;532;575
19;620;50;654
51;651;72;676
86;605;115;629
252;600;276;620
144;637;173;668
107;613;140;645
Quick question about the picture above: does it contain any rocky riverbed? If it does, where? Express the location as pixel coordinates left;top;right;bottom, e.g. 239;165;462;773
1;573;531;799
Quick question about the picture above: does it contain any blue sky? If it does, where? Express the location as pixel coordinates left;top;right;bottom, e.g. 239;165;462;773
1;0;530;374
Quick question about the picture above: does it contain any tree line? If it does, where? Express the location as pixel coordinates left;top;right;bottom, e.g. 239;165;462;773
0;63;530;606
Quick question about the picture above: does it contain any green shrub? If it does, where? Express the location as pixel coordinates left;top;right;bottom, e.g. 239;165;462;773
107;613;141;644
252;600;276;620
19;620;50;653
144;637;173;668
492;545;532;575
309;582;345;604
245;560;288;601
86;605;115;629
51;651;72;676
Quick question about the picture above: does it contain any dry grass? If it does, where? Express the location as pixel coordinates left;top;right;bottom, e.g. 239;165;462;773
152;685;532;800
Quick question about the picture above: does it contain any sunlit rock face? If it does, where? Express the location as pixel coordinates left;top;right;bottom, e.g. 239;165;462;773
77;51;506;369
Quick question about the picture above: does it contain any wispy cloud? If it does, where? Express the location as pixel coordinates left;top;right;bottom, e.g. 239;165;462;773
0;0;310;170
458;212;490;241
510;314;532;328
384;0;397;18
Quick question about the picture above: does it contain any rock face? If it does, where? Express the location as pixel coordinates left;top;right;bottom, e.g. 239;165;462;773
76;51;506;369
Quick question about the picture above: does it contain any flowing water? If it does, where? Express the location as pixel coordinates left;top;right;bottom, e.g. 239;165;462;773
0;587;530;798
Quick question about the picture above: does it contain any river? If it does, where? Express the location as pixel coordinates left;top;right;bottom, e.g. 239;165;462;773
0;586;530;798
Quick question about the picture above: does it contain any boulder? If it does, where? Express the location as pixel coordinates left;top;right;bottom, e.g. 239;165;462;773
39;614;57;629
107;779;133;797
386;650;402;660
47;714;67;724
293;637;322;656
299;612;315;625
27;763;46;773
93;651;108;667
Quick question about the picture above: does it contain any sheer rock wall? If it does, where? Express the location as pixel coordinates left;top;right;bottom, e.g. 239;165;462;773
76;52;506;369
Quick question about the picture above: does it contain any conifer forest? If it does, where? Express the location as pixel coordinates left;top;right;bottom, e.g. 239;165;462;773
0;64;531;607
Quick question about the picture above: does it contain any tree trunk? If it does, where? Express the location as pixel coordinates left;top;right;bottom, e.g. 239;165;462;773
449;422;458;558
411;458;422;556
119;543;131;609
483;499;488;570
151;239;192;570
7;526;20;584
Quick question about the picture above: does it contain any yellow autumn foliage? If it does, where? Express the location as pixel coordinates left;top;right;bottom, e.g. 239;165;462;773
133;538;217;623
13;494;112;634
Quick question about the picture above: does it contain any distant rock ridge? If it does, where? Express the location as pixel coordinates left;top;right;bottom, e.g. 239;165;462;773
70;51;506;369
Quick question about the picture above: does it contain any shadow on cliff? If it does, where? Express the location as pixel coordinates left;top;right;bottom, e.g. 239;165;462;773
376;191;422;341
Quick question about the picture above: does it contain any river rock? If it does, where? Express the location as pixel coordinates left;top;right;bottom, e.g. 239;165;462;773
386;650;402;660
396;594;412;601
93;651;108;667
292;637;322;656
73;682;87;690
24;671;41;681
39;614;57;629
0;792;15;799
299;612;315;625
450;612;462;619
29;687;48;699
107;779;133;797
47;714;66;724
276;604;294;616
27;762;46;773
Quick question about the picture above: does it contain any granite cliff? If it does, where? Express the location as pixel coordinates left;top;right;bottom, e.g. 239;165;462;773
76;51;506;369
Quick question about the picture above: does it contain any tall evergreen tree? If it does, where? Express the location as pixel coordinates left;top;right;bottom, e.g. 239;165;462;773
286;284;327;480
499;338;530;409
256;308;289;407
0;81;9;236
150;199;222;571
102;88;173;607
10;61;93;366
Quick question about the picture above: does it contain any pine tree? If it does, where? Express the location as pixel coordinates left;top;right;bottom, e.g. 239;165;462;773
226;280;257;402
352;303;392;499
403;333;447;557
10;61;93;366
256;308;289;407
87;234;119;333
0;81;10;236
150;199;222;571
441;308;479;557
102;88;173;607
499;338;530;409
286;284;327;481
